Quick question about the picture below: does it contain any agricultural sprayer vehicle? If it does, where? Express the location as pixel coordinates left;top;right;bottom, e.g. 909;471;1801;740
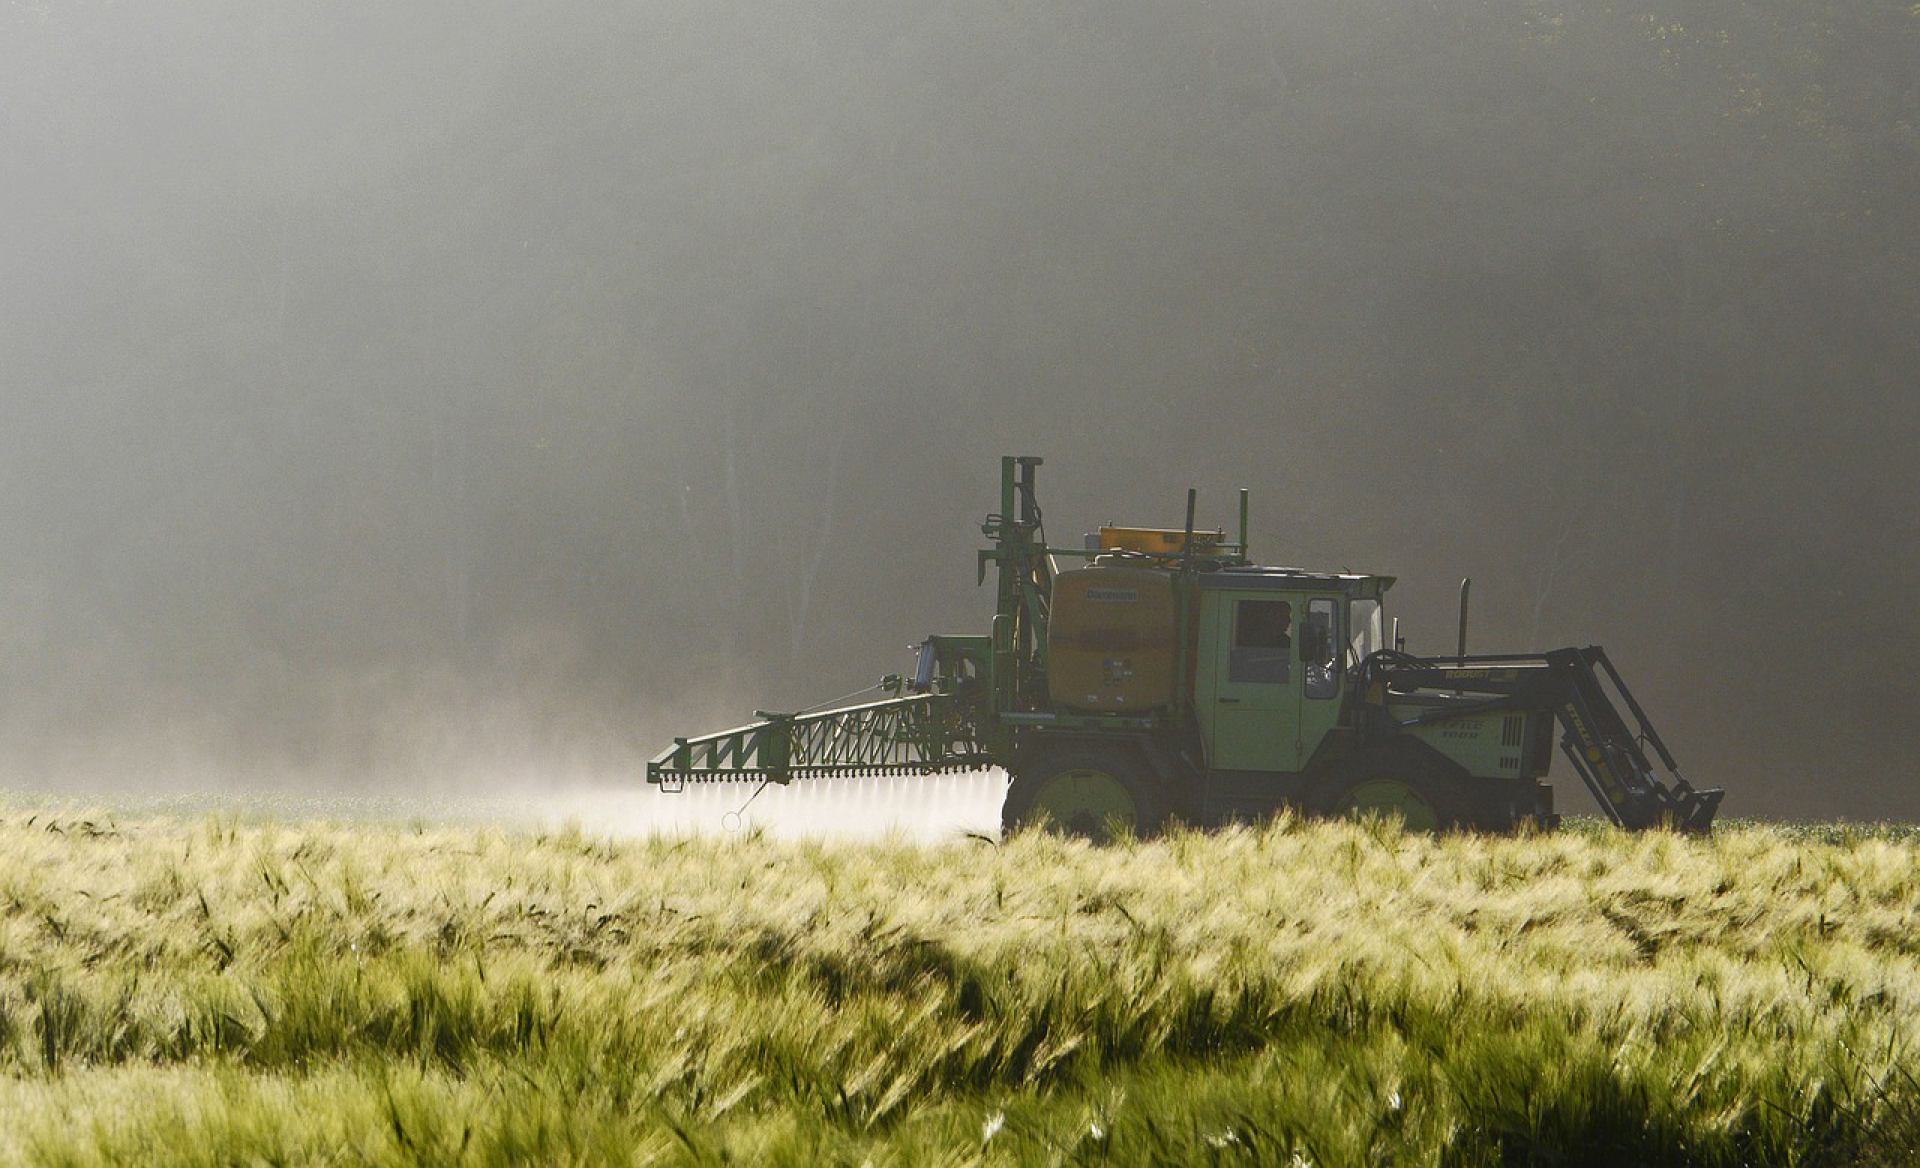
648;457;1723;835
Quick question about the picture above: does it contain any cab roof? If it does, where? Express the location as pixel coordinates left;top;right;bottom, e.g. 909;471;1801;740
1195;564;1395;597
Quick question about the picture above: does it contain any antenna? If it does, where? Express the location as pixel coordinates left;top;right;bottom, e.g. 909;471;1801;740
1238;488;1250;561
1457;577;1472;658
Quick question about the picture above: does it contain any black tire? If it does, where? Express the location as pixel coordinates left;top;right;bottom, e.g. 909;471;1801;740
1307;747;1478;832
1002;745;1170;841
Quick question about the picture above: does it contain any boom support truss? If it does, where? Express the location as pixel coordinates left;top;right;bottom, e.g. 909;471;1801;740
646;692;990;790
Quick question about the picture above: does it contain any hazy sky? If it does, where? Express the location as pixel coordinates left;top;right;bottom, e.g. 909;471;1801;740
2;2;1915;818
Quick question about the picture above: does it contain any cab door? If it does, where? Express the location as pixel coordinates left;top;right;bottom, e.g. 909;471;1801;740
1206;593;1303;771
1295;595;1346;764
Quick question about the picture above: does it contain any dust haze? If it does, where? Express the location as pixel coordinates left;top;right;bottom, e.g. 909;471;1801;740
2;2;1915;822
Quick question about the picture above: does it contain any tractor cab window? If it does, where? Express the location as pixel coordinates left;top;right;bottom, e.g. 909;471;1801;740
1304;598;1341;699
1229;599;1292;684
1348;599;1382;669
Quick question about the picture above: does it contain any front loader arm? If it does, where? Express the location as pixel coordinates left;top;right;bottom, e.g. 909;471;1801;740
1359;647;1724;831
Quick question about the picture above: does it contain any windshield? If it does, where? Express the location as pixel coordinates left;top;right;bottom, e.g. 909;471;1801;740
1348;599;1383;668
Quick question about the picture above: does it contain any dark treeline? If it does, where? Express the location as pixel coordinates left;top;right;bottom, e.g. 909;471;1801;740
1;2;1914;815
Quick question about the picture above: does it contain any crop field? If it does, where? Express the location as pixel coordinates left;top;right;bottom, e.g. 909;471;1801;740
0;803;1915;1166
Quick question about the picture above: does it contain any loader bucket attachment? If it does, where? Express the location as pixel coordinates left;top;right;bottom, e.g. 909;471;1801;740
1565;646;1723;832
1556;726;1723;832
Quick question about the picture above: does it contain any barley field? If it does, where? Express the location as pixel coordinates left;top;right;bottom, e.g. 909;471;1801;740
0;802;1914;1166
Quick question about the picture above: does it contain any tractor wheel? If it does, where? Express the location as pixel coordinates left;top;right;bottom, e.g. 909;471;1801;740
1309;749;1475;833
1002;746;1168;842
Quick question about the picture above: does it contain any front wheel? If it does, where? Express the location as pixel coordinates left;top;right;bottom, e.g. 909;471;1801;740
1002;746;1167;841
1309;750;1476;832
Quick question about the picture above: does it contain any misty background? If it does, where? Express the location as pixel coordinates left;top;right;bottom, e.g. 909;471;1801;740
2;1;1915;819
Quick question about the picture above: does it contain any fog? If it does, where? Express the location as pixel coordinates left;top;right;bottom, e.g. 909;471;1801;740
2;2;1915;822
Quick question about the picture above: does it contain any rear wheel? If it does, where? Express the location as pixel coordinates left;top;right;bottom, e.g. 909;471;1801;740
1310;749;1476;832
1002;746;1167;841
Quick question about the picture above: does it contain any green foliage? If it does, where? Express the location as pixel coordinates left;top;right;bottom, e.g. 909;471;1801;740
0;806;1914;1164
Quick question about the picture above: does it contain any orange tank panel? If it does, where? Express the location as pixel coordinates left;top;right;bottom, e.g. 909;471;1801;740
1047;565;1179;713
